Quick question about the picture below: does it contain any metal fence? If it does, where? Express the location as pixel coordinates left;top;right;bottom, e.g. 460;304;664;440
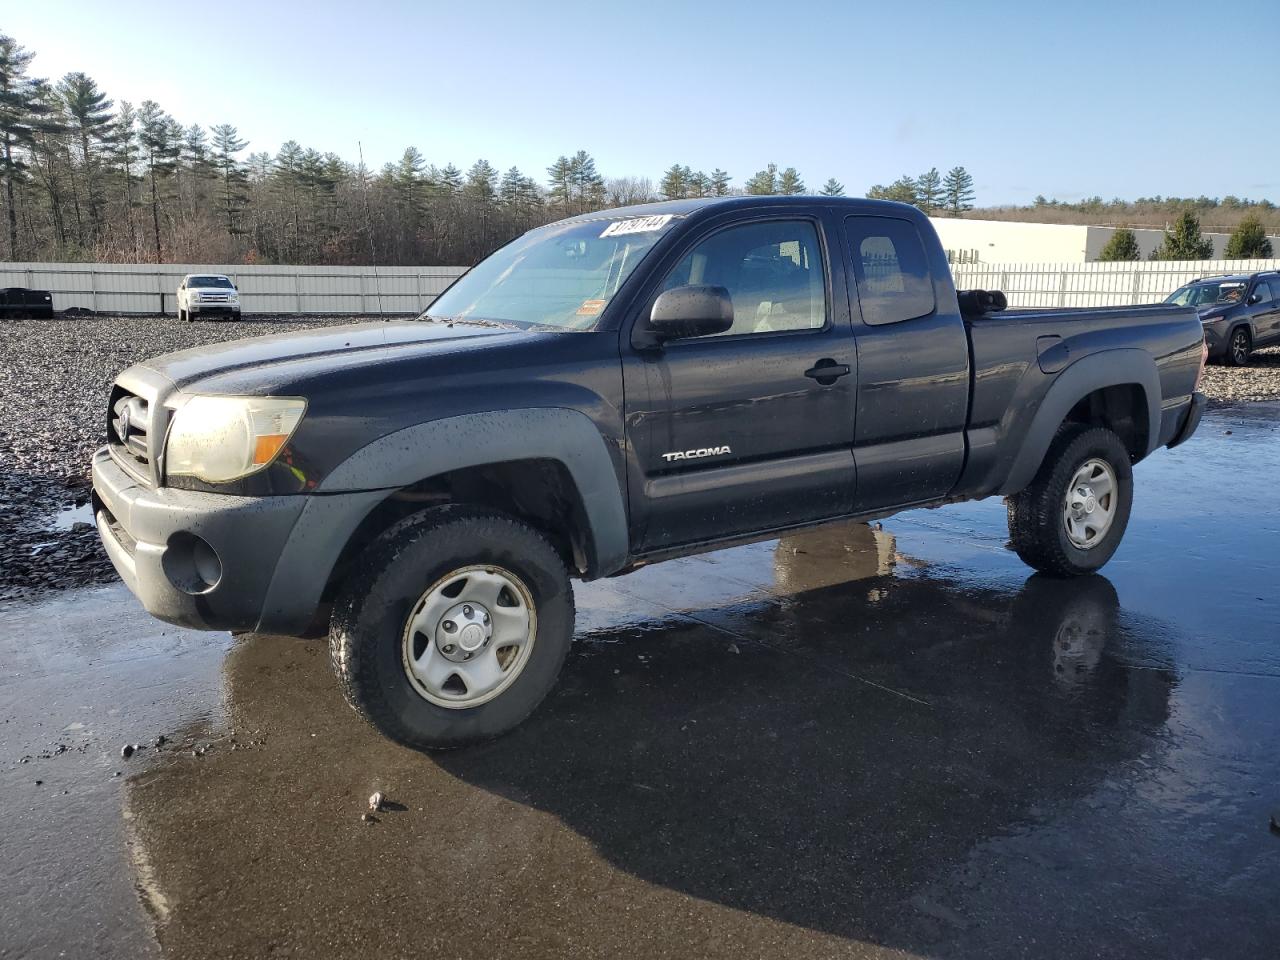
950;258;1280;308
8;255;1279;316
0;262;469;315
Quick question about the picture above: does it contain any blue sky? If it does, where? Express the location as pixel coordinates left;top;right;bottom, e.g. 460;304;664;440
7;0;1274;205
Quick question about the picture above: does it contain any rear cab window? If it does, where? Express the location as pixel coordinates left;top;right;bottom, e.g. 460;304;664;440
844;216;936;326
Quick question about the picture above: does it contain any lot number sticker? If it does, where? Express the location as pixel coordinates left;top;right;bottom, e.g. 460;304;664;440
600;214;673;238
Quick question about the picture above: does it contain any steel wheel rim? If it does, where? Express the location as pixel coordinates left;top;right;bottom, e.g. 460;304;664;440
401;564;537;709
1062;458;1117;549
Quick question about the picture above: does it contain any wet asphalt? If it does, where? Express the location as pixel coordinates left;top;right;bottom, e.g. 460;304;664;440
2;404;1278;960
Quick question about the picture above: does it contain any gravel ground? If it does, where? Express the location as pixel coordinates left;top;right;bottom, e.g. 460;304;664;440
2;317;1278;602
0;314;372;601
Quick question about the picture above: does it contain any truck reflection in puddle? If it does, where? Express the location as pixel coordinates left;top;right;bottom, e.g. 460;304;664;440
124;521;1176;957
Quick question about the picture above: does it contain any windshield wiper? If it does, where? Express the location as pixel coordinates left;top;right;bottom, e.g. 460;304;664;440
418;313;519;330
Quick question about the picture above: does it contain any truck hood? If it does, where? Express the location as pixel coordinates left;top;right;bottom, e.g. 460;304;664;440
139;320;517;390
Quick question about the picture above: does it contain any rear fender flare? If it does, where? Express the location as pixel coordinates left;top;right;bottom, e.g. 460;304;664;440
999;349;1160;496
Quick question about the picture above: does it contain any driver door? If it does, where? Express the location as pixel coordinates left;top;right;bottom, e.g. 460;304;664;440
622;212;859;552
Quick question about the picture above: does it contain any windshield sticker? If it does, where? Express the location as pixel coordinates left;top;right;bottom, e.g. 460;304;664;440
576;299;607;316
600;214;673;238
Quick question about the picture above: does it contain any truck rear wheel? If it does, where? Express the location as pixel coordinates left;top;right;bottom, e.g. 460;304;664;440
329;507;574;749
1006;426;1133;577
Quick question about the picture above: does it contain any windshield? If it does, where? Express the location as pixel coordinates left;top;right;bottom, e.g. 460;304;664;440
1165;280;1246;307
424;215;679;330
190;276;234;289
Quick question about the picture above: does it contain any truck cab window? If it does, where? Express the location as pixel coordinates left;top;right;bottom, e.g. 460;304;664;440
662;220;826;336
845;216;936;326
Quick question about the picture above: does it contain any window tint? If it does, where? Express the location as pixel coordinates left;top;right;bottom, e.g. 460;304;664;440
662;220;826;336
845;216;936;325
1254;280;1273;302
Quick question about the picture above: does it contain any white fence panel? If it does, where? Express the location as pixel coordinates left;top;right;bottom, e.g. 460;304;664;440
0;262;468;315
951;258;1280;308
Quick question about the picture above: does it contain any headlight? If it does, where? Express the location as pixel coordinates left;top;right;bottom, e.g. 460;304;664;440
165;396;306;483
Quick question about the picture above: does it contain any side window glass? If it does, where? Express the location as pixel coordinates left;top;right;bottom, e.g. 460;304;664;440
845;216;936;325
662;220;826;337
1254;281;1272;303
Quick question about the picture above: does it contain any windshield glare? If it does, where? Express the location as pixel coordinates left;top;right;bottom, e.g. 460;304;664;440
1166;280;1246;307
424;215;679;330
190;276;234;288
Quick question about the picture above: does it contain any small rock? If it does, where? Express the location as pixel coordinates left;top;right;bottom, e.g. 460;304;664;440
361;813;373;823
727;643;741;655
34;780;43;786
113;771;120;778
368;791;383;813
121;744;135;759
155;735;167;747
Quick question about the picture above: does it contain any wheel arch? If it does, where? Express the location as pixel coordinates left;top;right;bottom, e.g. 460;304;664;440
999;349;1161;496
318;406;628;575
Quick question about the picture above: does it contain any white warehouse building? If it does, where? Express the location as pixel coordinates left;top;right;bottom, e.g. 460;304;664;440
926;217;1275;264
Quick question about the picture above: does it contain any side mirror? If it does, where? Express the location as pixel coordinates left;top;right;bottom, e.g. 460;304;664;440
1248;292;1262;305
647;285;733;342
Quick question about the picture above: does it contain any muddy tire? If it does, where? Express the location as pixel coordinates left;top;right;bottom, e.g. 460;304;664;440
1006;426;1133;577
329;507;574;750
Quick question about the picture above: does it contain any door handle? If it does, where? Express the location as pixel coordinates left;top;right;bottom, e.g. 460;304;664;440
804;359;851;385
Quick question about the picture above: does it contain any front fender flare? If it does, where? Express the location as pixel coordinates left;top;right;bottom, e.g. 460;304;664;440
999;349;1160;496
316;407;629;577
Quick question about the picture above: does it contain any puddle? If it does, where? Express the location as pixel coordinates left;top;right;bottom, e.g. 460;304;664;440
44;502;95;531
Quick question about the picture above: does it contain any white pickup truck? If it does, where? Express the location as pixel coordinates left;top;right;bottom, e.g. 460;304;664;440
177;274;241;321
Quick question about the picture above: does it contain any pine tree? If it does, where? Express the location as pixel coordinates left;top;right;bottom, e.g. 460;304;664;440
56;71;113;244
546;155;572;206
136;100;179;260
942;166;975;215
210;123;248;236
1096;228;1141;262
687;170;710;198
710;168;731;196
916;167;942;212
567;150;603;205
819;177;844;197
1152;210;1214;260
463;159;498;203
438;163;463;195
777;167;804;195
1224;215;1273;259
745;163;779;195
659;163;687;200
0;34;52;257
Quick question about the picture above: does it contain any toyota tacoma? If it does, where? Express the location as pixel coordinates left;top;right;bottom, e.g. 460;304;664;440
92;197;1207;748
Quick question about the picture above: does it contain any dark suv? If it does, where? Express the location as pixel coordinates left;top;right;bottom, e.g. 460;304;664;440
1165;271;1280;366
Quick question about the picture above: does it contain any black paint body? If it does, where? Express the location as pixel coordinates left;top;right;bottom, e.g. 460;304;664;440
91;197;1207;634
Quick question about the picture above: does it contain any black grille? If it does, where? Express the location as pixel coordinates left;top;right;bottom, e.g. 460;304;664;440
108;387;151;471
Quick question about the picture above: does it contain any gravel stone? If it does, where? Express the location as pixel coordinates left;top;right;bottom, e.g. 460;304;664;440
0;314;378;601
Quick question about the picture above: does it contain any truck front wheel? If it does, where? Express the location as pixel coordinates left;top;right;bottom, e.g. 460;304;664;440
1006;426;1133;577
329;507;574;749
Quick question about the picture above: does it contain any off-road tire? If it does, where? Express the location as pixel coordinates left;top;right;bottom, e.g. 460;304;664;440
1225;327;1251;367
329;507;574;750
1006;425;1133;577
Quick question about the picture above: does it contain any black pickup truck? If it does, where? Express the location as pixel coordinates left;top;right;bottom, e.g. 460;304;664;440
91;197;1206;747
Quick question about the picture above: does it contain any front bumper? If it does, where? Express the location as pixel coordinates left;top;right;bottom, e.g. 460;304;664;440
1201;322;1228;357
187;303;241;316
92;447;383;634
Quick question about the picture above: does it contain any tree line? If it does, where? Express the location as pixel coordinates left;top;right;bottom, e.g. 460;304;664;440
0;31;992;267
1096;211;1273;262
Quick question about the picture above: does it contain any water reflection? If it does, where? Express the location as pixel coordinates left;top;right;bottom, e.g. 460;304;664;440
124;522;1178;956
